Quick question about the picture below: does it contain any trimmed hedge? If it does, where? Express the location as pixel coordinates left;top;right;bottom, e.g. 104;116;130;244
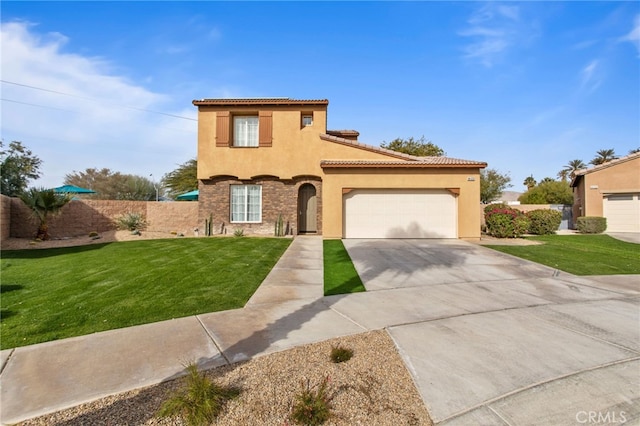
527;209;562;235
576;216;607;234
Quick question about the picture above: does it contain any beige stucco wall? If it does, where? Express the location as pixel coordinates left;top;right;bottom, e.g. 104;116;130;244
198;106;328;179
322;168;482;240
581;155;640;217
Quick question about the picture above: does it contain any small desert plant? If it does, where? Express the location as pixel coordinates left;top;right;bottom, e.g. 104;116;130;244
290;376;333;425
275;213;285;236
576;216;607;234
115;212;146;231
330;346;354;363
233;228;244;237
157;363;240;426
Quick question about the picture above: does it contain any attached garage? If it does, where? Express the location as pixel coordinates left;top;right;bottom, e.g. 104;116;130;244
603;193;640;232
343;189;457;238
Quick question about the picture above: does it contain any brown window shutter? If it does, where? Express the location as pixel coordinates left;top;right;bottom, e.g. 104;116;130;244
216;111;230;147
259;111;272;147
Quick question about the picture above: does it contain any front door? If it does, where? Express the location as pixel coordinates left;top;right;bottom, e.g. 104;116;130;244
298;184;317;233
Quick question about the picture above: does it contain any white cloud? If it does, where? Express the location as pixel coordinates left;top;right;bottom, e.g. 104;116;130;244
580;59;602;93
0;21;197;188
459;3;536;68
496;5;520;22
619;14;640;55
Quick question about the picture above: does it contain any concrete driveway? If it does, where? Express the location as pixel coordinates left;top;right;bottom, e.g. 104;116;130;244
608;232;640;244
332;239;640;425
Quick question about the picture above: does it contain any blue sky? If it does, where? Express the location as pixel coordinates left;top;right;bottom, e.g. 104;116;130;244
1;1;638;192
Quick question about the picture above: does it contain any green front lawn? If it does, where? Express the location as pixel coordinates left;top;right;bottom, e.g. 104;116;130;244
323;240;366;296
485;235;640;275
0;237;291;349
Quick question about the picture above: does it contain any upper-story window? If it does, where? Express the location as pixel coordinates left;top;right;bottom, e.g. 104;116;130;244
302;115;313;127
233;116;259;147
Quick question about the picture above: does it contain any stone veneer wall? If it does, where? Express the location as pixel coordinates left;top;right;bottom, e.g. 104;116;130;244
1;195;11;241
199;177;322;236
1;195;199;240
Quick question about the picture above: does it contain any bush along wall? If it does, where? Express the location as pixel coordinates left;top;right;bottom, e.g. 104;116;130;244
527;209;562;235
576;216;607;234
484;204;530;238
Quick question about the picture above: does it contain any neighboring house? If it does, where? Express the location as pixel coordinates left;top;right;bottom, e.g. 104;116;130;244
192;98;487;239
570;152;640;232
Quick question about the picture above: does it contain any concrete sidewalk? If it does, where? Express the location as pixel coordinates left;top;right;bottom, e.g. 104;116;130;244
1;236;639;425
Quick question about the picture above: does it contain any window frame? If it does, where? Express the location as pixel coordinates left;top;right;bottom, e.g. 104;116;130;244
230;184;262;223
302;115;313;127
233;115;259;147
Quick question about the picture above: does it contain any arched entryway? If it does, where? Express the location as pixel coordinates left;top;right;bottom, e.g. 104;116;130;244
298;184;317;234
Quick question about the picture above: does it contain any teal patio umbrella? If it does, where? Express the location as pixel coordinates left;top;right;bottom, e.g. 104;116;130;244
176;189;198;201
53;185;96;194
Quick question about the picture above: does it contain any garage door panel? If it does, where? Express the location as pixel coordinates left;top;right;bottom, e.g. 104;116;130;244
604;194;640;233
343;189;457;238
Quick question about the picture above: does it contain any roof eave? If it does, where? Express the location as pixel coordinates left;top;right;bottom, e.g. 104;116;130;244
320;161;487;169
193;98;329;107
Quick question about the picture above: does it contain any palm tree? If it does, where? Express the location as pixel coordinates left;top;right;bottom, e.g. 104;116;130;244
523;175;537;189
560;159;586;180
590;149;617;166
629;148;640;155
19;188;72;240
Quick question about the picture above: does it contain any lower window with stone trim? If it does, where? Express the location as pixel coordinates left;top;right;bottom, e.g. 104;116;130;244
230;185;262;222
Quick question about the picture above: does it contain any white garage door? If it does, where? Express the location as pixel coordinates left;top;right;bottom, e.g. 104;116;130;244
343;189;457;238
603;193;640;232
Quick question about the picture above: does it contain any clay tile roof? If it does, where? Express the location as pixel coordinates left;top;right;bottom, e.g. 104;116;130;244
326;130;360;137
573;151;640;177
570;151;640;186
320;159;487;168
320;133;419;160
319;133;487;167
192;98;329;106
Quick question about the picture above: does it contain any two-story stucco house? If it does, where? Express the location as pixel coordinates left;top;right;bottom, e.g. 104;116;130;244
570;152;640;232
193;98;487;240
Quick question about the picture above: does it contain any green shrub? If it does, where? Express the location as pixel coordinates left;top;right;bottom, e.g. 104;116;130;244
290;376;333;425
330;346;354;363
158;363;240;426
527;209;562;235
485;205;529;238
115;212;146;231
514;215;531;236
233;228;244;237
576;216;607;234
88;231;99;237
484;203;509;215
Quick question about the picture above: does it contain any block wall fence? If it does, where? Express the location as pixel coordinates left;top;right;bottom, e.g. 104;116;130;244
0;195;199;241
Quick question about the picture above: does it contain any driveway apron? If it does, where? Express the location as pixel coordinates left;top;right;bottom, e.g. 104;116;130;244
338;239;640;424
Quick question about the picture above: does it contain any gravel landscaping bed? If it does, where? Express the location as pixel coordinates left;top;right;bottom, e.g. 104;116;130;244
19;330;432;425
